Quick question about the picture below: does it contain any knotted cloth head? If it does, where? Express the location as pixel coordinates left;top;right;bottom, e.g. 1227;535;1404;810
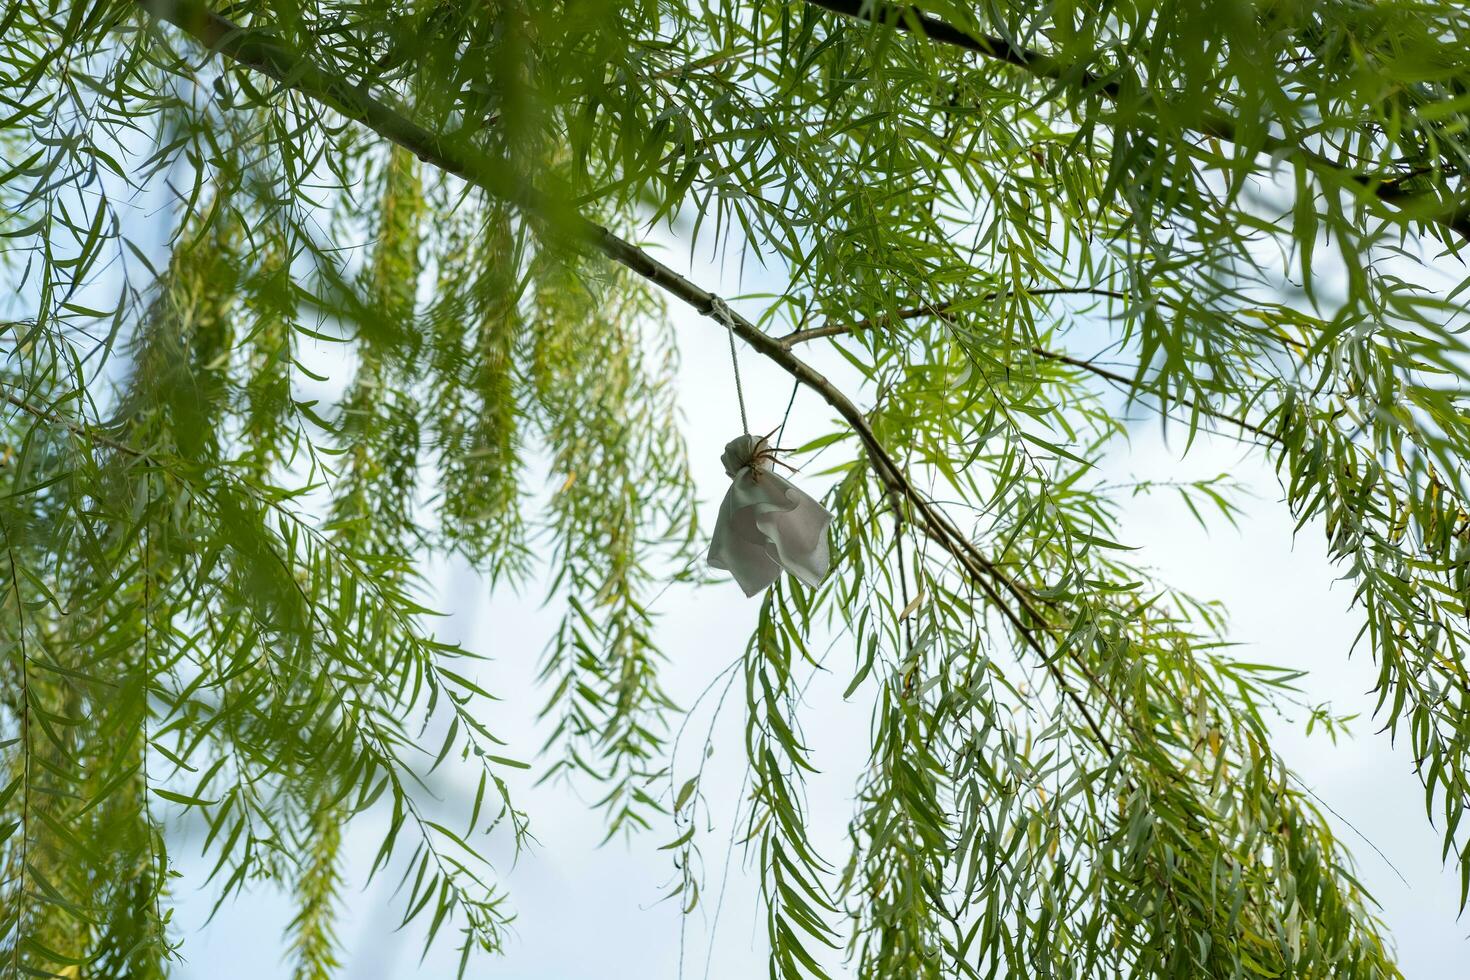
707;434;833;596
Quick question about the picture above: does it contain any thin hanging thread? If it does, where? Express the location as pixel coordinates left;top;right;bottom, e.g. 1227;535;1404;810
711;296;749;436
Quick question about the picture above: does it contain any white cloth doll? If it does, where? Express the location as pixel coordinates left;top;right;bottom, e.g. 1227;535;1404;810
708;434;832;596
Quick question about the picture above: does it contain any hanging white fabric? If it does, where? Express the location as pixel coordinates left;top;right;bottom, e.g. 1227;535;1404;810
707;434;832;596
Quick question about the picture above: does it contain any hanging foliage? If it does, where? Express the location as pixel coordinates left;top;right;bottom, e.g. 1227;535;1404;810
3;0;1470;976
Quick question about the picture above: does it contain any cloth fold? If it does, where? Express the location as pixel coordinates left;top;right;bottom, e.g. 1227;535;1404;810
707;434;832;596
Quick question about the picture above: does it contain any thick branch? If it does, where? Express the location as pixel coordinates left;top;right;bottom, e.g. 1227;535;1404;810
137;0;1116;753
806;0;1470;242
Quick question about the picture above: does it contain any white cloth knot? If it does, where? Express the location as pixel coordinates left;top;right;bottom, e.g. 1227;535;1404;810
708;435;833;596
719;433;769;478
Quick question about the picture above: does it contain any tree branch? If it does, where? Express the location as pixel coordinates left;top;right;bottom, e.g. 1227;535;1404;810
806;0;1470;242
136;0;1117;753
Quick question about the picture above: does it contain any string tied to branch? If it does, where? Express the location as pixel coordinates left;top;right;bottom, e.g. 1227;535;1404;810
709;295;749;436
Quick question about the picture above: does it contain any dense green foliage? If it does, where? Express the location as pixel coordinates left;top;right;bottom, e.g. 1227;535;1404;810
2;0;1470;975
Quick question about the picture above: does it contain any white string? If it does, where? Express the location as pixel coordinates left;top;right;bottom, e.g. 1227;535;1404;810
709;296;749;436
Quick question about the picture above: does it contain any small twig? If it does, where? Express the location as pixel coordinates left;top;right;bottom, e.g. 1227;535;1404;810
776;286;1128;347
1033;345;1278;442
1;389;141;458
778;299;1281;443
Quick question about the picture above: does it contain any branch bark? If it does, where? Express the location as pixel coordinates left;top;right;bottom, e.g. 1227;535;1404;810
806;0;1470;242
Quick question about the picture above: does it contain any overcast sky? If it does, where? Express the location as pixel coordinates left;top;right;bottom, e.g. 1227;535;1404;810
154;231;1470;978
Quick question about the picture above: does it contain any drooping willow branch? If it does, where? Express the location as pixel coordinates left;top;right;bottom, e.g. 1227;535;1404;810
805;0;1470;242
1;377;530;851
137;0;1119;754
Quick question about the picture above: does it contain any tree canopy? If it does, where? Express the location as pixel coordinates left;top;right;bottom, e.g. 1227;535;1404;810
3;0;1470;975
